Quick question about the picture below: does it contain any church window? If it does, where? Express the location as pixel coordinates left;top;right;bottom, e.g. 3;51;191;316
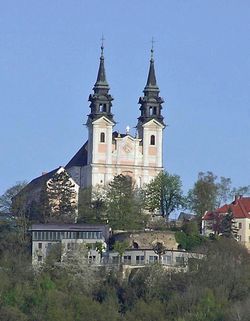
99;103;106;112
100;132;105;143
149;106;153;116
150;135;155;145
153;107;157;115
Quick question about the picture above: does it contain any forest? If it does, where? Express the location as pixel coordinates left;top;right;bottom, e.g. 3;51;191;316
0;222;250;321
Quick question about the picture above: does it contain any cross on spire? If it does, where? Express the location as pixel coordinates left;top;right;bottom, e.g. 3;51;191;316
101;34;105;56
151;37;155;59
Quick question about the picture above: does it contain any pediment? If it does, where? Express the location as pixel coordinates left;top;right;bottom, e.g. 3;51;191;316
92;116;115;126
142;118;165;129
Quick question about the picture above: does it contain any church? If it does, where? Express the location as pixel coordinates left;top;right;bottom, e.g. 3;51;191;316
20;43;166;212
65;44;165;189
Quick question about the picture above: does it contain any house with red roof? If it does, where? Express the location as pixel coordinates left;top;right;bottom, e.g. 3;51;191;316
202;196;250;250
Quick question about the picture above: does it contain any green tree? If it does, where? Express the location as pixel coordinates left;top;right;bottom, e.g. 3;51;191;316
46;170;77;223
77;187;106;224
95;241;105;259
105;175;146;230
187;171;218;217
0;181;27;214
152;242;166;262
144;171;185;220
219;207;238;239
188;171;250;217
113;240;129;264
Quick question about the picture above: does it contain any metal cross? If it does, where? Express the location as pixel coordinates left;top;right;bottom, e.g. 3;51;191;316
151;37;155;58
101;34;105;54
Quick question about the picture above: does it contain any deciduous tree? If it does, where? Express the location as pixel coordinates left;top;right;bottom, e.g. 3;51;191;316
105;175;146;230
0;181;27;213
144;171;185;220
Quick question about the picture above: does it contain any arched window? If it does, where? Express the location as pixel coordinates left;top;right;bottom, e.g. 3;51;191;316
153;107;157;115
100;132;105;143
99;104;106;112
149;106;153;116
150;135;155;145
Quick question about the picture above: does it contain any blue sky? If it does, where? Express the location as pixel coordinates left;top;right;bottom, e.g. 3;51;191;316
1;0;250;195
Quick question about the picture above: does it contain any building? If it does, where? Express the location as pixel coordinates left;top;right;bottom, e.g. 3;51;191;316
31;223;110;265
202;196;250;250
13;166;79;222
23;44;165;200
30;223;202;270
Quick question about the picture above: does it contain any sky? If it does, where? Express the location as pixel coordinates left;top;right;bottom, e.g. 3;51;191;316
0;0;250;195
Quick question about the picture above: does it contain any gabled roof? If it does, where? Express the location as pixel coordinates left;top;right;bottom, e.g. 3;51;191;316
203;196;250;220
65;142;88;168
21;167;61;193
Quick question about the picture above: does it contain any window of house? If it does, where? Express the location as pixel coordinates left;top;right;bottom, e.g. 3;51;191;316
249;236;250;242
149;256;158;263
249;223;250;229
38;243;42;249
123;255;131;264
163;255;172;265
136;255;144;264
150;135;155;145
100;132;105;143
37;255;42;262
176;256;185;266
239;222;242;229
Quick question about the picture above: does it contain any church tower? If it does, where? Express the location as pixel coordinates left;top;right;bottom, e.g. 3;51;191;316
137;46;165;171
67;42;165;189
84;43;115;187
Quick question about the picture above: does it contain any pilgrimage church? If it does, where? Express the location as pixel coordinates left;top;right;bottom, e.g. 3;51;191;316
23;43;166;202
65;43;165;189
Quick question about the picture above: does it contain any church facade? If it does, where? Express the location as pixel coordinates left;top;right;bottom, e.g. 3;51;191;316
65;45;165;189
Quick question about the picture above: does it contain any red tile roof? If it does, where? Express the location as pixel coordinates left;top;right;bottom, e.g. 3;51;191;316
203;196;250;220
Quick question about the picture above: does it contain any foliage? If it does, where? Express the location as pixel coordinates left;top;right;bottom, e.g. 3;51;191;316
175;220;206;250
1;226;250;320
105;175;146;230
187;171;219;217
144;171;185;220
113;240;129;262
77;187;106;224
0;181;27;214
46;170;77;223
188;171;250;216
152;242;166;261
220;207;238;238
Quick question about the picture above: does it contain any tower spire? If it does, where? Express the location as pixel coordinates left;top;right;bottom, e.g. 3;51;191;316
137;42;164;127
145;38;158;92
94;36;109;91
88;39;114;122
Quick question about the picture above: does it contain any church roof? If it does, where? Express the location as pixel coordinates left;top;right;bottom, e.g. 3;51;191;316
65;141;88;168
23;167;61;193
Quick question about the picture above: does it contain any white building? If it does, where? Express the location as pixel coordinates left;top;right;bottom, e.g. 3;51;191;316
65;45;165;188
31;223;109;265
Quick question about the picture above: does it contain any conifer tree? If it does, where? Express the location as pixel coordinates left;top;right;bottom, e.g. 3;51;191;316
46;170;77;223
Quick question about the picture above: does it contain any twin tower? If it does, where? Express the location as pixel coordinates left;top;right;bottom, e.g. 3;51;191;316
66;45;166;189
